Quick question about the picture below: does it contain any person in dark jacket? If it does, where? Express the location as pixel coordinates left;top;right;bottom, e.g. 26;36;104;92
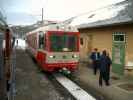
106;52;112;81
99;50;112;86
12;36;15;47
90;48;100;75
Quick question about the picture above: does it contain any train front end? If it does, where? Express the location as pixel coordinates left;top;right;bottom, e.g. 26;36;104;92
45;29;80;72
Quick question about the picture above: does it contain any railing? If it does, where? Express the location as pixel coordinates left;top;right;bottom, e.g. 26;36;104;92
0;29;16;100
8;46;16;100
0;32;7;100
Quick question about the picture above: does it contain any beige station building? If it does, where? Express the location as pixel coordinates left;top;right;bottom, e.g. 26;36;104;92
75;1;133;76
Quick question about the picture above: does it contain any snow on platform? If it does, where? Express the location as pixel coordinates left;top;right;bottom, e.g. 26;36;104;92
15;38;26;50
54;73;96;100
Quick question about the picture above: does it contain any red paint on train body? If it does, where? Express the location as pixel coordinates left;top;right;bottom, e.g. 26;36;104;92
26;25;80;72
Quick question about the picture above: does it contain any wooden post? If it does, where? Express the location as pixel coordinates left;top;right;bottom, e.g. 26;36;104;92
5;29;12;92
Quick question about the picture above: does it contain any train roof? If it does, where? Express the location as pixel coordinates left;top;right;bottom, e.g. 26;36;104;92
27;24;78;35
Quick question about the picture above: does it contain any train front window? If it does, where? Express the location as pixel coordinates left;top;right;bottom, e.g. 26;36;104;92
50;33;78;52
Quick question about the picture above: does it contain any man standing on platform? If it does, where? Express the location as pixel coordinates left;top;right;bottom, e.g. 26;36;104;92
99;50;112;86
90;48;100;75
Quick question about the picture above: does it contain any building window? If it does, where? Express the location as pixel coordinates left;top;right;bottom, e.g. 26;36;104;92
80;38;83;45
114;35;124;41
113;32;126;42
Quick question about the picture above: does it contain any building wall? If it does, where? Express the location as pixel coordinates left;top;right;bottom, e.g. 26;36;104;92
80;33;92;60
79;24;133;66
124;25;133;65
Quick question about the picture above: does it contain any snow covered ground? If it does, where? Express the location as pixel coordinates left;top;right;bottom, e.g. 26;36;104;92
15;38;26;50
126;62;133;67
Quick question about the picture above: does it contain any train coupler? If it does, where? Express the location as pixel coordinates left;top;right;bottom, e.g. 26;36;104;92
59;67;71;77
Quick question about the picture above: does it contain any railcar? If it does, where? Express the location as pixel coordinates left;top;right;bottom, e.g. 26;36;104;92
26;24;80;72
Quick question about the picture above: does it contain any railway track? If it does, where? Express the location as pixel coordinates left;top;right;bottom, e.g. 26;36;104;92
26;49;97;100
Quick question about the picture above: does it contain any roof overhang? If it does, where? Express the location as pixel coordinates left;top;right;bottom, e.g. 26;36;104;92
77;19;133;30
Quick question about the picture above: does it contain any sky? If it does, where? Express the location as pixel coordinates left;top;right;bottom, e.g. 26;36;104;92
0;0;125;25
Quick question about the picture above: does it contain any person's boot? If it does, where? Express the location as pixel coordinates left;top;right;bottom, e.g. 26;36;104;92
105;80;110;86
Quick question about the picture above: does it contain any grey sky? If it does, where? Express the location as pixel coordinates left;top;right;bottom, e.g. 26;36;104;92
1;0;125;25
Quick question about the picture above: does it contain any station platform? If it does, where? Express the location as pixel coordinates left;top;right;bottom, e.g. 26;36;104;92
76;62;133;100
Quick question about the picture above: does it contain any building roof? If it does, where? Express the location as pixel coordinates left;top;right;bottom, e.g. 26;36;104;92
27;24;78;36
72;0;133;29
77;13;133;29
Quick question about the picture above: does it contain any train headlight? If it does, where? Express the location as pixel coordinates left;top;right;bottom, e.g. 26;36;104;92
72;54;78;58
49;55;55;58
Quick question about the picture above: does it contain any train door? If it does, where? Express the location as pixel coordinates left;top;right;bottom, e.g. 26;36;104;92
37;31;46;66
38;31;44;49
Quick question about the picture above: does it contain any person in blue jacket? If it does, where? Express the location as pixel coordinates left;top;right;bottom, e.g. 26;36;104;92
99;50;112;86
90;48;101;75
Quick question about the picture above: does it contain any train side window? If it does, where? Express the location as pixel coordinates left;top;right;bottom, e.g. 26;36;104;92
39;31;44;49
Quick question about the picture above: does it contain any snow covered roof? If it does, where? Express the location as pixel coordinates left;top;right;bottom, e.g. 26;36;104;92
27;24;78;35
70;0;133;29
77;13;133;29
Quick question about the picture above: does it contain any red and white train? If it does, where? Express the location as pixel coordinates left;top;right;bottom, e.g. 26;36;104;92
26;24;80;72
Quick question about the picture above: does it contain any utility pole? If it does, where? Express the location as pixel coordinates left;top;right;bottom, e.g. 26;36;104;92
42;8;44;24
